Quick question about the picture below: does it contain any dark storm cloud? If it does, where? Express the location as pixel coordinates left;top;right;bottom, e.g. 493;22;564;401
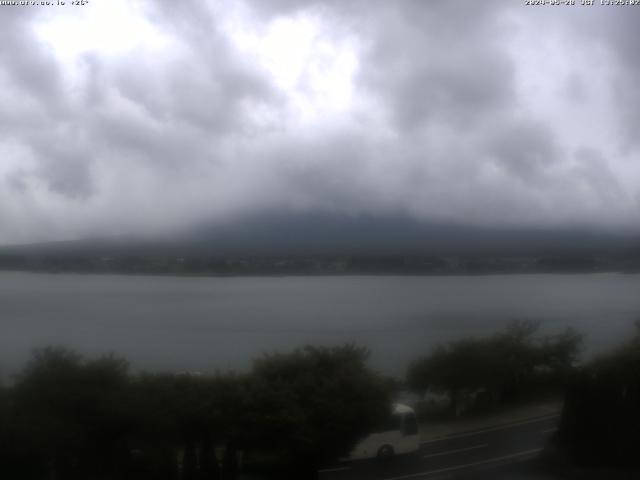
572;148;623;203
264;131;380;213
489;121;561;182
33;138;95;200
0;0;637;244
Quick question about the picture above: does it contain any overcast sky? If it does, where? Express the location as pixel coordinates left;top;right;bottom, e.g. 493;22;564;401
0;0;639;245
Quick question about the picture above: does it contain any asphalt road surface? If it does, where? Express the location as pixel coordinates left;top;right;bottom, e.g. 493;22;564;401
319;414;559;480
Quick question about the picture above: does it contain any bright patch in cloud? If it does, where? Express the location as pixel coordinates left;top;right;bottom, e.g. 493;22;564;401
224;10;358;122
34;0;167;60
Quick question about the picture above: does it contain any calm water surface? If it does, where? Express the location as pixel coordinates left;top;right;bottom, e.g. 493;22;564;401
1;271;639;377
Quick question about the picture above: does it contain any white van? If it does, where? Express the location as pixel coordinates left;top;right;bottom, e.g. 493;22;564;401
347;403;420;460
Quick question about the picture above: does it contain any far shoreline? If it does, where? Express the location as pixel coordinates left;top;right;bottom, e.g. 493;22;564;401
0;267;636;279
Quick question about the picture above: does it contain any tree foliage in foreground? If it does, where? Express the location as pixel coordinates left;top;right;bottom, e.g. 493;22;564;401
8;348;132;480
0;344;390;480
558;322;640;468
246;344;390;476
407;321;583;412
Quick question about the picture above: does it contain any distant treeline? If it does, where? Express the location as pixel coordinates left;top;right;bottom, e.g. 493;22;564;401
1;252;639;275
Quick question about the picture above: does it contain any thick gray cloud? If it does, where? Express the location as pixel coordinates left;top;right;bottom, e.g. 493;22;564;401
0;0;638;244
489;121;561;182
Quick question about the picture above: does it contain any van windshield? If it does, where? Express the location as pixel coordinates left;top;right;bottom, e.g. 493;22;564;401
375;413;402;433
403;413;418;436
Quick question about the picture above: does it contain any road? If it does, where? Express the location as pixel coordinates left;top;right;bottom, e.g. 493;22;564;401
319;413;559;480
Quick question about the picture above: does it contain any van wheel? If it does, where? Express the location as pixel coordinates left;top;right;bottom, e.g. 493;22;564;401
377;445;394;460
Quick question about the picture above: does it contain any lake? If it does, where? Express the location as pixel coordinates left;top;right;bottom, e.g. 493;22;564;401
1;271;639;378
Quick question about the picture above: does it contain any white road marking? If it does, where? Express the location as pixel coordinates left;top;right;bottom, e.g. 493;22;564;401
541;427;557;434
420;414;559;445
422;443;488;459
383;448;543;480
318;466;351;473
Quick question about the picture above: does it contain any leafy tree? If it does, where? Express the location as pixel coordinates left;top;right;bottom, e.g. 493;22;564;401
407;321;583;412
3;343;390;479
11;347;132;480
407;338;491;412
558;323;640;468
486;320;542;402
128;370;250;479
246;344;391;479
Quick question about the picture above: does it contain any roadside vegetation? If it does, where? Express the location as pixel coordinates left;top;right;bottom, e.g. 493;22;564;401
0;345;389;480
406;321;640;475
550;321;640;473
2;321;640;479
406;321;582;417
